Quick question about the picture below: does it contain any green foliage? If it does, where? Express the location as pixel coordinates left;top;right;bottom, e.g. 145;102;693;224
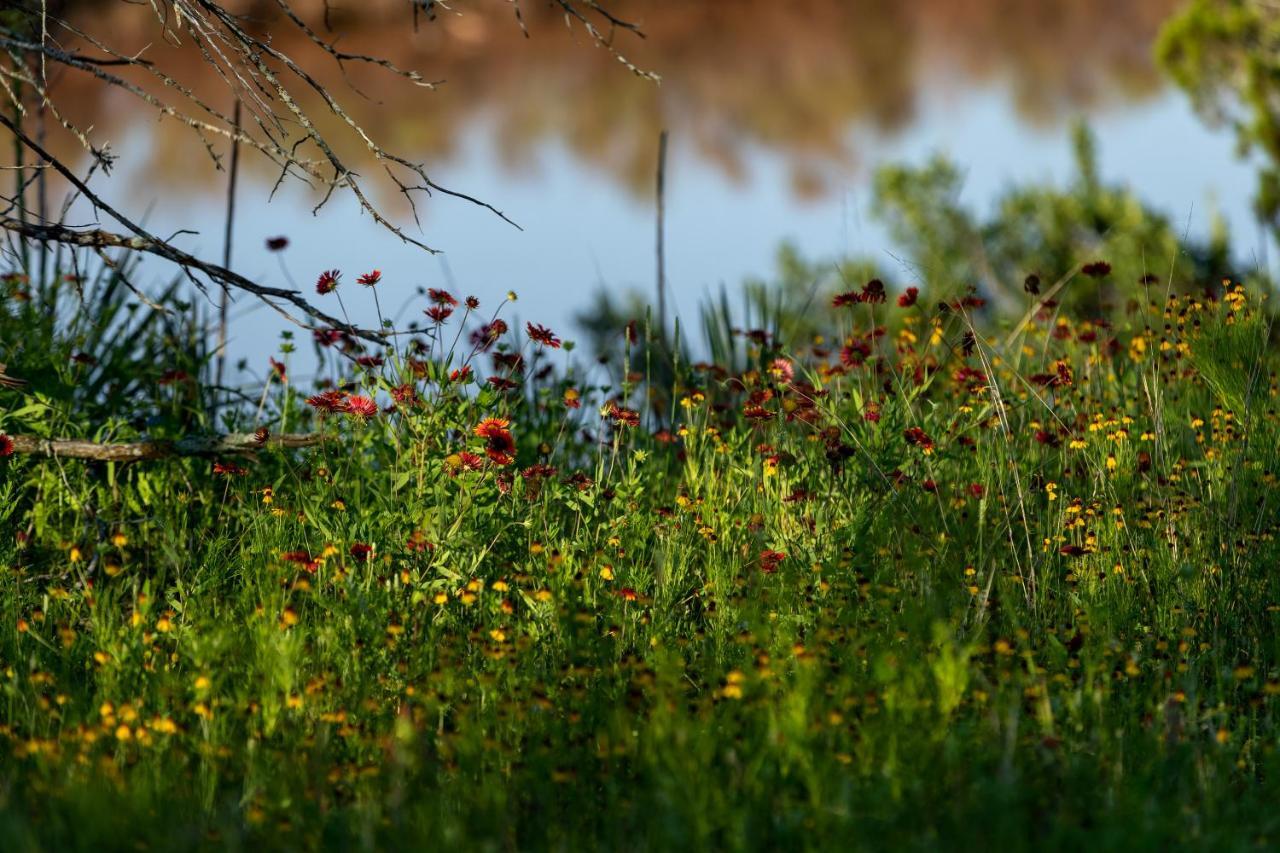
1159;0;1280;228
873;123;1234;312
2;243;1280;849
579;126;1239;375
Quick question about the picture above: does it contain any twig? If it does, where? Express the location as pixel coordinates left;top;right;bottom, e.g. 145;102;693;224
7;432;324;462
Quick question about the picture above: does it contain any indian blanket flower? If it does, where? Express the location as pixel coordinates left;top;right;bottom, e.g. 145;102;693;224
316;269;341;294
471;319;508;351
898;286;919;308
306;389;348;413
213;461;248;477
343;395;379;419
281;551;320;573
526;322;562;349
357;270;382;287
1082;260;1112;278
606;404;640;428
313;328;344;348
0;433;14;457
425;306;454;324
769;358;795;383
390;383;418;407
904;426;934;454
475;417;516;466
456;451;487;471
265;236;289;251
840;339;872;367
428;288;458;306
759;550;786;574
349;542;374;562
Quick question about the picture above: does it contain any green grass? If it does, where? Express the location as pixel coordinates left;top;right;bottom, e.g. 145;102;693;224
1;271;1280;851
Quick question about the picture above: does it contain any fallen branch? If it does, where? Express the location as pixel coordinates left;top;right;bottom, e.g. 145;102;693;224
7;432;323;462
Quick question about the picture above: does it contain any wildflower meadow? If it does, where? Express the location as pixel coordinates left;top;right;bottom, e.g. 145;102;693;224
2;258;1279;850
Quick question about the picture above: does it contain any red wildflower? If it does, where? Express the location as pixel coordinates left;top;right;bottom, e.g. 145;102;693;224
488;376;520;392
313;328;344;348
213;461;248;477
607;404;641;428
316;269;341;294
253;427;270;443
349;542;374;562
618;587;638;602
759;550;786;574
0;434;13;457
428;288;458;307
897;286;919;308
1082;261;1112;278
1059;544;1085;558
564;471;594;491
921;479;938;493
266;236;289;251
281;551;320;573
425;306;454;324
471;319;508;350
1034;429;1060;447
465;295;480;310
526;322;562;349
861;279;887;304
770;358;795;382
840;339;872;367
343;395;378;419
356;270;382;287
390;383;419;407
968;483;985;498
356;355;384;369
493;352;525;374
406;530;435;553
306;389;348;413
455;451;486;471
904;426;934;453
743;405;775;422
449;366;473;383
832;291;860;308
475;417;516;466
269;358;287;381
157;369;189;386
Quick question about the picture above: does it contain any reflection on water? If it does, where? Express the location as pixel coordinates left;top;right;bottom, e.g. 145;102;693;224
30;0;1256;380
49;0;1179;202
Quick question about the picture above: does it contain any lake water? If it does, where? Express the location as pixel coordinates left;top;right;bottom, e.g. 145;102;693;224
45;0;1265;384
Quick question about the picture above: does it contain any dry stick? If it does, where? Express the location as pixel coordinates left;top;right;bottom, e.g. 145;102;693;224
216;98;242;414
7;432;323;462
655;129;667;339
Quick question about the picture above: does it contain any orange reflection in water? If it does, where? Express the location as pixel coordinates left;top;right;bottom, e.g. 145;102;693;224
41;0;1178;204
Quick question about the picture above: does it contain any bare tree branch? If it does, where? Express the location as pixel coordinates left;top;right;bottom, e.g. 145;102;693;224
7;431;324;461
